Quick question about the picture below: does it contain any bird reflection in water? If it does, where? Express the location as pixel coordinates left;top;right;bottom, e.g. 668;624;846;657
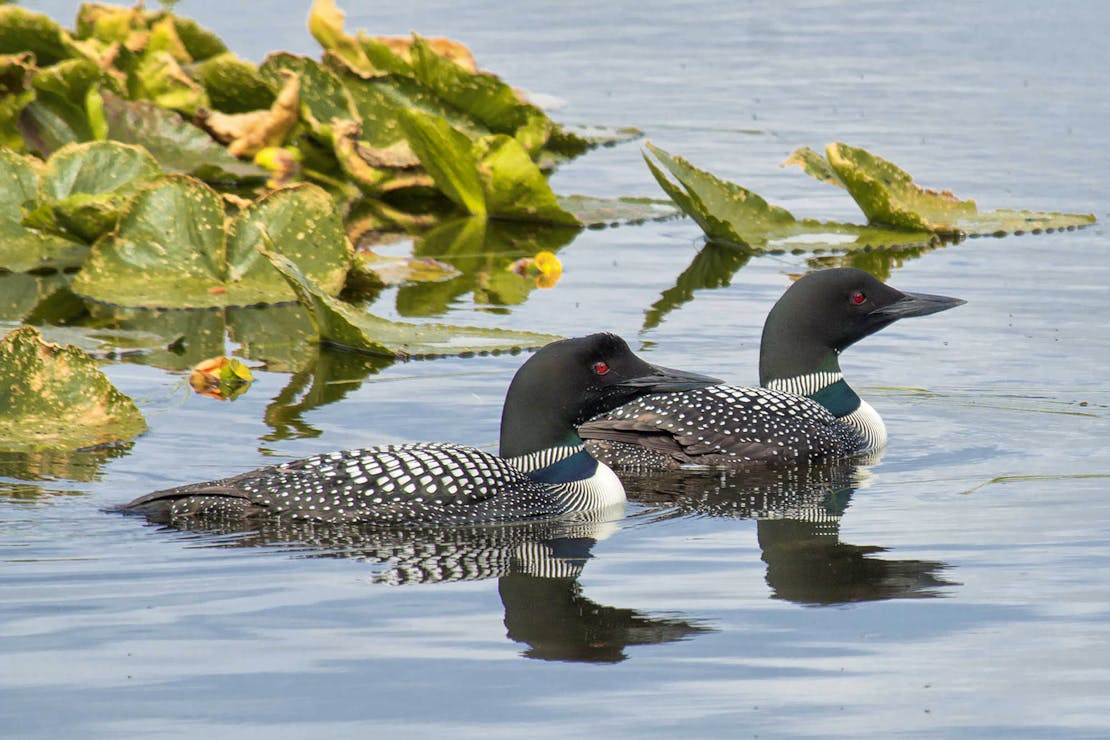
621;455;957;605
126;505;710;663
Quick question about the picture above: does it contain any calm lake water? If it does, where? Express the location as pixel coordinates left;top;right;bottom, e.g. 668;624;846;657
4;1;1110;737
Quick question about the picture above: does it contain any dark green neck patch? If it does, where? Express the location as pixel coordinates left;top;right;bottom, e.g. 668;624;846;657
808;379;861;418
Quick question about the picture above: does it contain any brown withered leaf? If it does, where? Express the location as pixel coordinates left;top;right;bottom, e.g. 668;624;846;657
331;118;432;193
198;70;299;158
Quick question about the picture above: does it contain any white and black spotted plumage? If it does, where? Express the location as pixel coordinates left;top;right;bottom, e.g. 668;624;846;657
127;444;576;525
122;334;719;526
581;269;963;470
582;384;867;469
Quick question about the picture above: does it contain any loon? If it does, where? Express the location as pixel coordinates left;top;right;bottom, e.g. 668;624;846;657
121;333;719;525
579;268;964;469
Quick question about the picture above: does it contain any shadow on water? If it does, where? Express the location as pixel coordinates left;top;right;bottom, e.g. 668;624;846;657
123;508;711;664
623;458;957;605
642;239;951;330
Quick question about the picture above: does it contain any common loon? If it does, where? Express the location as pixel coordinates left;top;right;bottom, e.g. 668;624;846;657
122;333;719;525
579;268;964;468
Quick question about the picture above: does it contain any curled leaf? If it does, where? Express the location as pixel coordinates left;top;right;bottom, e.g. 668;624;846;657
189;355;254;400
402;110;580;226
645;142;936;252
782;146;845;188
198;69;299;158
794;142;1097;236
307;0;374;76
0;53;36;151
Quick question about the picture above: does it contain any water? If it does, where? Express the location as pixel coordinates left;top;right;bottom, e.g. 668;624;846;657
4;1;1110;736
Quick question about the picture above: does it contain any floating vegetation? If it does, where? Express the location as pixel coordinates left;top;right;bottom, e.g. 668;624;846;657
784;143;1097;237
649;142;1095;250
0;325;146;452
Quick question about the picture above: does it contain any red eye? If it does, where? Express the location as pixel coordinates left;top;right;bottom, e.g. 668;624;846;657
850;290;866;305
592;361;610;376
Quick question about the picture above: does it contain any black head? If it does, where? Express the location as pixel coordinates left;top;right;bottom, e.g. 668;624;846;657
499;333;720;458
759;268;965;384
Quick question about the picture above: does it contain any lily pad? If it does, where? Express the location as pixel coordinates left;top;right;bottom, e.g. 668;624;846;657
129;17;210;115
72;178;351;308
781;146;845;188
557;195;680;227
0;6;76;67
646;142;937;252
792;142;1097;236
0;325;146;453
18;58;119;157
0;150;88;273
23;140;162;243
262;246;563;358
406;35;551;155
194;53;278;114
402;110;580;226
0;53;36;151
100;91;267;181
259;53;359;137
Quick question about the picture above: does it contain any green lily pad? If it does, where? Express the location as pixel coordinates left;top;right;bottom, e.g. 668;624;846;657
0;150;88;273
0;325;146;453
407;35;551;155
824;142;978;234
260;52;358;136
0;6;75;67
72;178;351;308
25;140;162;244
646;142;937;252
0;53;36;151
17;58;121;157
402;110;580;226
262;245;562;358
158;12;228;62
793;142;1097;236
194;53;277;114
99;91;267;182
557;195;680;227
952;209;1097;236
781;146;845;188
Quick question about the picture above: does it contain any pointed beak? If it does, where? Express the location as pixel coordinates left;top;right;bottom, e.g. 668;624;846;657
617;362;722;393
870;290;966;320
